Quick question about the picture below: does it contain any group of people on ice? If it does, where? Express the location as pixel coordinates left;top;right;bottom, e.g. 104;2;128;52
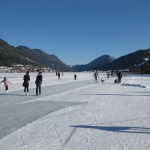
0;71;78;94
0;70;123;94
55;71;77;80
93;70;122;83
22;71;43;96
107;71;123;83
0;71;43;96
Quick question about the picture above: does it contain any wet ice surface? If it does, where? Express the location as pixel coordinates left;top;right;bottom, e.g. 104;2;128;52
0;72;150;150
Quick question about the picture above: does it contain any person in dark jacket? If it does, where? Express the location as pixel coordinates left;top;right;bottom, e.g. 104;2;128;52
117;71;122;83
74;74;77;80
35;72;42;96
23;71;30;96
58;72;60;79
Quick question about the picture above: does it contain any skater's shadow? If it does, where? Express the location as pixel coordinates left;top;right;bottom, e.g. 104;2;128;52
63;124;150;146
70;125;150;134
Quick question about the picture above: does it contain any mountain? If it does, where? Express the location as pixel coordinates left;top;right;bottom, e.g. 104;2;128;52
93;49;150;70
16;46;72;71
71;55;115;72
0;38;72;71
0;39;39;67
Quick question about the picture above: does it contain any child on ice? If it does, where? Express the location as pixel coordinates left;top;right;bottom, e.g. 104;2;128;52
114;78;118;84
0;77;11;91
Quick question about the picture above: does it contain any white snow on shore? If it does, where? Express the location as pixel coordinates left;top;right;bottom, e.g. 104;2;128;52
0;72;150;150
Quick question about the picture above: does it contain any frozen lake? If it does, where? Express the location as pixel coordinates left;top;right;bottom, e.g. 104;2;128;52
0;72;150;150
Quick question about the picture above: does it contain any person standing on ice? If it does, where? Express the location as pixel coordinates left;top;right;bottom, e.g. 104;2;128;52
55;71;58;76
74;74;77;80
0;77;11;92
107;72;110;78
117;71;122;83
58;72;60;79
35;71;42;96
23;71;30;96
93;71;99;82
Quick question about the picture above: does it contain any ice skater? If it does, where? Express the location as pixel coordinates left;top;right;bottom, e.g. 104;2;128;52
56;71;58;76
58;72;60;79
23;71;30;96
93;71;99;82
74;74;77;80
107;72;110;78
117;71;122;83
35;71;43;96
0;77;11;92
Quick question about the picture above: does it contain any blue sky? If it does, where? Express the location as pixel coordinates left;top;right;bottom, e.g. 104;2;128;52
0;0;150;65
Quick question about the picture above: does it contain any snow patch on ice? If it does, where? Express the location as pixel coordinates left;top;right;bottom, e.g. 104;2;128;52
122;83;150;88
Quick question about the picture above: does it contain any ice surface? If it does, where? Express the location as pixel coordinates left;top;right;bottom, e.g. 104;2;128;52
0;72;150;150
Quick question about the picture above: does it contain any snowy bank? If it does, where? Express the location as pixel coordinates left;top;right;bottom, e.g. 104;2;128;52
123;74;150;88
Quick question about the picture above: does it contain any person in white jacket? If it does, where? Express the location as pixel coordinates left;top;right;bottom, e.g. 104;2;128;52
0;77;11;91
